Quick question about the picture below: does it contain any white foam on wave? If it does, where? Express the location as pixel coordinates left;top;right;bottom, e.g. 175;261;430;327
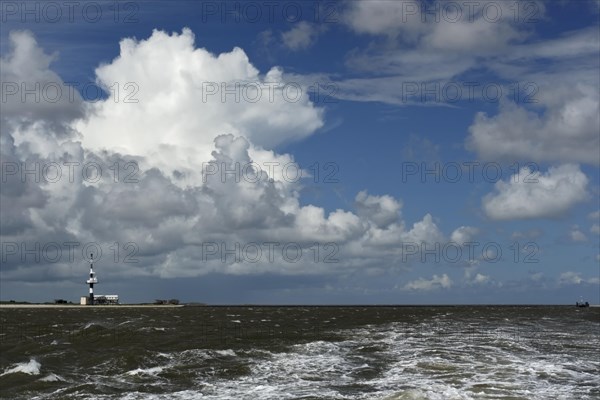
39;373;65;382
380;389;434;400
117;390;205;400
126;366;164;376
1;359;42;376
170;348;238;360
139;327;167;332
214;349;237;357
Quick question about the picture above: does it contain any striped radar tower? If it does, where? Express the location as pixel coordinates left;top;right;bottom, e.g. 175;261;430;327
86;253;98;305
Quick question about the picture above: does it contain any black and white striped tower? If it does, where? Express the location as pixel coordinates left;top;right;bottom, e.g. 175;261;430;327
86;253;98;305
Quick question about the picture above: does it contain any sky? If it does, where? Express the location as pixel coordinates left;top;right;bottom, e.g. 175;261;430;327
0;0;599;304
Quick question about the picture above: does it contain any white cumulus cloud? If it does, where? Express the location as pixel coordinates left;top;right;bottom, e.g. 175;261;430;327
75;28;325;186
482;164;589;220
569;227;588;242
451;226;479;245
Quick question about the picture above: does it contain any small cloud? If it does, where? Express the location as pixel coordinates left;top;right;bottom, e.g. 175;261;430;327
281;22;324;51
590;223;600;235
570;226;588;242
464;267;491;285
403;274;453;291
588;210;600;220
559;271;583;285
451;226;479;245
529;272;544;282
401;134;440;163
473;273;490;285
258;29;275;45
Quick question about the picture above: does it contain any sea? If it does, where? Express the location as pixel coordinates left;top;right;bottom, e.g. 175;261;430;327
0;306;598;399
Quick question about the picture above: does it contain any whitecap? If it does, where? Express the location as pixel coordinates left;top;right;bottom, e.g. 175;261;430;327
214;349;236;357
1;359;41;376
39;373;65;382
126;366;164;376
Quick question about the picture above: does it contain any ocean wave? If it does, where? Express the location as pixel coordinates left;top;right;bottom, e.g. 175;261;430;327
0;359;42;376
126;366;164;376
39;373;65;382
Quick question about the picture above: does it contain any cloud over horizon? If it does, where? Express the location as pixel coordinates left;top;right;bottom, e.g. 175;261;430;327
1;29;467;286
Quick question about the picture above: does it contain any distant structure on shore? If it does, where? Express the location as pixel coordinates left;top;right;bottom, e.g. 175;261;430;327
80;254;119;305
154;299;180;305
576;300;590;308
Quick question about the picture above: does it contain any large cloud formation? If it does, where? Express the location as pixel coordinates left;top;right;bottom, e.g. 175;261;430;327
1;29;465;285
76;28;324;186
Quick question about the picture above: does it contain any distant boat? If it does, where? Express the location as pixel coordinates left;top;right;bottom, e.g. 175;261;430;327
576;300;590;308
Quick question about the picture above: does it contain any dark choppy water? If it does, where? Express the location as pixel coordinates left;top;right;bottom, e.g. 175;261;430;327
1;306;598;399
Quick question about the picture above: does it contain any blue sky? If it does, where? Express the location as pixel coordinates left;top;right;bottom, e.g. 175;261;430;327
1;0;599;304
